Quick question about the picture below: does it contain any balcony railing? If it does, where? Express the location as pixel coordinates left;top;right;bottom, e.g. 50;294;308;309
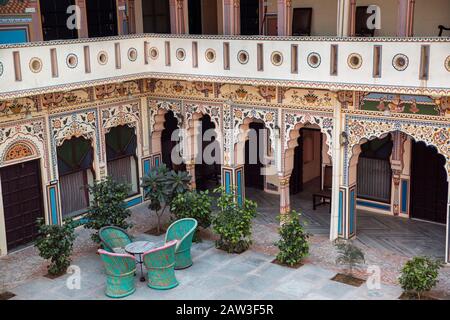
0;34;450;99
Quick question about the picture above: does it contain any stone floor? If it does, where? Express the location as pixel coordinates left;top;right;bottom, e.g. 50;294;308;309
8;235;403;300
1;181;449;299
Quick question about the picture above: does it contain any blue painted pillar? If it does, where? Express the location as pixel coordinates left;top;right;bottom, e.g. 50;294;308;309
337;185;356;239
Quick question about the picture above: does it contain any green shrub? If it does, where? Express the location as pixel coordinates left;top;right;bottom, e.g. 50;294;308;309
398;256;442;299
170;190;212;242
212;187;257;253
84;177;132;243
141;164;191;234
35;218;77;276
335;241;365;276
275;211;310;266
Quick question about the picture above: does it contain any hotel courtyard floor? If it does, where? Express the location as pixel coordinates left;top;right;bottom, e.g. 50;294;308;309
1;186;450;300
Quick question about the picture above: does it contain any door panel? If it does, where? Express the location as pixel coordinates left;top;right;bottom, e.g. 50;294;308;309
1;160;44;251
411;141;447;223
142;0;170;33
240;0;259;35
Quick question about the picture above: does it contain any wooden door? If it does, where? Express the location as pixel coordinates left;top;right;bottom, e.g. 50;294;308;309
410;141;448;224
355;6;375;37
1;160;44;251
86;0;118;38
40;0;78;41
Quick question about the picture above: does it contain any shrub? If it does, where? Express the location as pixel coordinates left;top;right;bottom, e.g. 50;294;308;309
141;164;191;234
275;210;310;266
398;256;442;299
212;187;257;253
35;218;77;276
335;241;365;276
84;177;131;243
170;190;212;242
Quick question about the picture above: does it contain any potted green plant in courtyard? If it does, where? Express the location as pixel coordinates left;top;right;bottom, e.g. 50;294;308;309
84;176;132;243
398;256;442;300
141;164;191;235
333;240;366;286
170;189;212;242
274;210;310;268
35;218;77;277
212;187;257;253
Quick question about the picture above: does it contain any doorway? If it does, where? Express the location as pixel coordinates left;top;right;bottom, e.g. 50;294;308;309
410;141;448;224
240;0;259;35
40;0;78;41
1;159;45;251
142;0;171;33
86;0;118;38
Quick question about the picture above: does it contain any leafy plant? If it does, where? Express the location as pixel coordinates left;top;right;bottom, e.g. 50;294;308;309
212;187;257;253
170;190;212;242
141;164;191;234
35;218;77;276
84;177;131;243
335;241;365;276
398;256;442;299
275;210;310;267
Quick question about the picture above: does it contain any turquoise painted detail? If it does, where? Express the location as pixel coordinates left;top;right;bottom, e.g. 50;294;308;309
338;190;343;235
225;171;231;194
143;240;179;290
350;189;355;235
236;170;242;206
357;200;391;211
99;226;133;252
143;159;151;175
165;218;198;269
154;157;160;167
98;249;136;298
401;180;408;213
0;29;27;44
126;196;142;208
49;186;58;225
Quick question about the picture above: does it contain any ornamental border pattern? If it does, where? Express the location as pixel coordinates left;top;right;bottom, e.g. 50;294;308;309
0;117;50;178
49;109;101;179
148;98;183;133
283;109;334;155
343;115;450;185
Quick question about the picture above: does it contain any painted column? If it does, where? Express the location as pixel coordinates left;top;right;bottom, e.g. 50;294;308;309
127;0;137;34
279;175;291;217
348;0;357;36
170;0;187;34
391;132;405;216
117;0;128;35
28;0;43;41
337;0;352;37
75;0;89;38
223;0;240;35
277;0;292;36
397;0;415;37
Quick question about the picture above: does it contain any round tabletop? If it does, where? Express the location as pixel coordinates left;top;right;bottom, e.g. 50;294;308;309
125;241;156;255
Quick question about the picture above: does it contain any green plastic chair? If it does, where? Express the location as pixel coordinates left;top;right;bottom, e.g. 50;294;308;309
99;226;133;253
165;218;198;269
98;249;136;298
142;240;179;290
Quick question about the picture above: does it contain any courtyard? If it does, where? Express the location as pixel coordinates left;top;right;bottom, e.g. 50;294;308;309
1;186;449;300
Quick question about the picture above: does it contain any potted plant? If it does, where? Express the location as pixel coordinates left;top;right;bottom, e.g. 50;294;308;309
274;210;310;268
332;241;366;286
84;177;132;243
212;187;257;253
35;218;77;277
141;164;191;235
398;256;442;300
170;189;212;242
